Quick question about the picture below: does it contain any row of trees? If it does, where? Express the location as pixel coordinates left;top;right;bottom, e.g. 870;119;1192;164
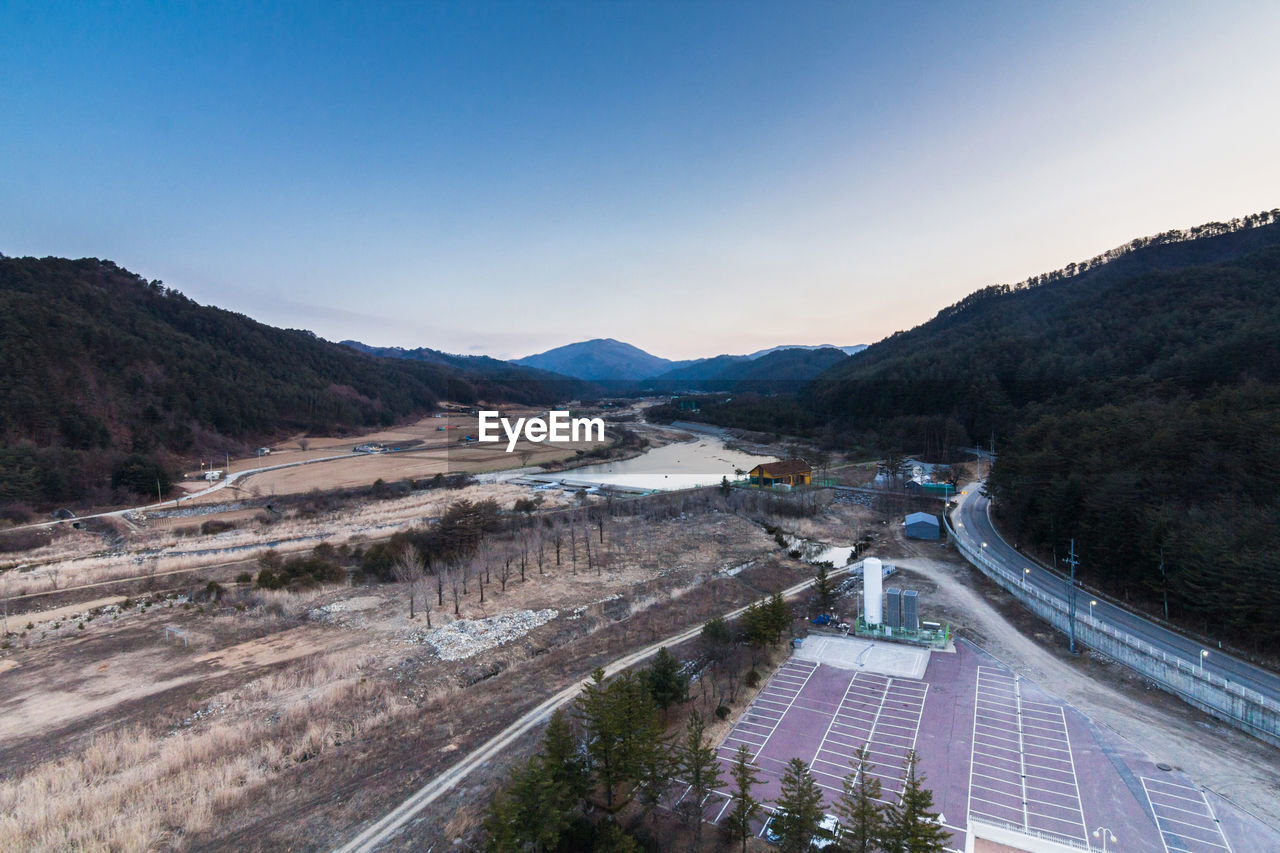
484;660;949;853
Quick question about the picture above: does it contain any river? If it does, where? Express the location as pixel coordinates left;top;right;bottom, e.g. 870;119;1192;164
538;433;775;492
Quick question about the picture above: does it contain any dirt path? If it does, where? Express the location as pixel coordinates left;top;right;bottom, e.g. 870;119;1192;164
893;551;1280;829
11;595;127;626
334;561;860;853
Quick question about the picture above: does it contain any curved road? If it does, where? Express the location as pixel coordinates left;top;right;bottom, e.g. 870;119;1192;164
333;561;860;853
953;482;1280;706
12;451;363;533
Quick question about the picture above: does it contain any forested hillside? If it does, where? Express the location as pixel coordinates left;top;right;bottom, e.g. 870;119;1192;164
0;257;578;507
644;346;851;392
655;211;1280;651
810;218;1280;649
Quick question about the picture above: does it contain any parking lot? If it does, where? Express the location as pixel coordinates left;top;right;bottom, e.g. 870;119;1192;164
709;642;929;838
1142;777;1234;853
966;665;1088;846
701;638;1278;853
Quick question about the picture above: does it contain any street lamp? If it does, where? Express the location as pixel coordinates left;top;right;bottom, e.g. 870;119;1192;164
1092;827;1117;851
1200;649;1209;673
1023;567;1031;589
1089;599;1097;623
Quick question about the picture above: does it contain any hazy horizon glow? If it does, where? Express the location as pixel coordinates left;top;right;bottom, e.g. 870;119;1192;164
3;2;1279;360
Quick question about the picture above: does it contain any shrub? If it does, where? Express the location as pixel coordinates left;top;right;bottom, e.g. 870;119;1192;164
715;705;731;720
745;669;761;688
110;454;172;497
235;571;252;584
200;519;239;535
258;555;344;590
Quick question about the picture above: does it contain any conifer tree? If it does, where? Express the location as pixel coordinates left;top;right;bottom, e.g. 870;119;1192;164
482;755;571;852
814;563;836;615
674;710;723;849
541;709;589;806
768;591;791;643
576;667;662;811
772;758;826;853
645;646;689;714
834;745;884;853
726;744;764;853
483;709;588;852
883;751;950;853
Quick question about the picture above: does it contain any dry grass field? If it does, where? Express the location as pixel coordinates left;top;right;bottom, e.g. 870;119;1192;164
0;480;841;852
175;409;630;504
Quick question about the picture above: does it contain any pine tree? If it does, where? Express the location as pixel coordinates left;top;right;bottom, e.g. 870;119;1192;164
542;709;589;805
675;710;724;850
743;601;771;651
726;744;764;853
482;755;571;852
594;819;642;853
814;563;835;616
636;730;677;821
834;745;884;853
645;646;689;714
883;751;950;853
772;758;826;853
768;591;791;643
575;668;663;811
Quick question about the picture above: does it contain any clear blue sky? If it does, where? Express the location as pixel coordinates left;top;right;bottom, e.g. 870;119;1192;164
3;1;1278;359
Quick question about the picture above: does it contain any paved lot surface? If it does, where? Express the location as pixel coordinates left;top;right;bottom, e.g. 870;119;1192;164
703;635;1279;852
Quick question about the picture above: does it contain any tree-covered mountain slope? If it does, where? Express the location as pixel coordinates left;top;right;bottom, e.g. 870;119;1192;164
645;346;851;392
0;256;576;506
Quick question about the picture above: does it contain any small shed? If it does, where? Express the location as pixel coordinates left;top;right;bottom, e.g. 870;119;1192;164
904;511;940;540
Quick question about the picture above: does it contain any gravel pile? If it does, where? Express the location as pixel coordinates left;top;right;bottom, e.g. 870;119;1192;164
414;609;558;661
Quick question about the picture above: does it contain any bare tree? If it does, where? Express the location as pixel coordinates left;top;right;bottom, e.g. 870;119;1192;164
496;549;514;592
518;530;529;582
551;522;564;566
392;544;425;619
470;554;487;604
534;527;547;576
569;517;578;575
446;566;462;616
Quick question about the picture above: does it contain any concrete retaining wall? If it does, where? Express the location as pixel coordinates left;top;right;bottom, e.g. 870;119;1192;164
943;516;1280;748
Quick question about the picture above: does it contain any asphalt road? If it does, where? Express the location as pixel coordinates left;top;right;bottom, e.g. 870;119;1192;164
952;482;1280;706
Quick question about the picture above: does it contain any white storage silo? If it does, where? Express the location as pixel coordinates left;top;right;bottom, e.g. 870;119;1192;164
863;557;883;625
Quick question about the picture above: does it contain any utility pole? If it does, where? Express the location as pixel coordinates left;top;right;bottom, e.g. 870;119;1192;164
1066;539;1079;654
1158;547;1168;621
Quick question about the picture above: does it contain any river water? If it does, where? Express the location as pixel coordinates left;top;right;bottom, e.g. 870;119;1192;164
548;435;775;491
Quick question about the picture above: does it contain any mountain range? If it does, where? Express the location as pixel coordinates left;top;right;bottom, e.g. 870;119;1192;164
509;338;867;382
342;336;870;388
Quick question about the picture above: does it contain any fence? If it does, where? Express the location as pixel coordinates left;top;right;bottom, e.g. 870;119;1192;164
943;515;1280;748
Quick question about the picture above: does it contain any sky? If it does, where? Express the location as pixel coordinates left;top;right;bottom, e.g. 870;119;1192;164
3;1;1279;360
